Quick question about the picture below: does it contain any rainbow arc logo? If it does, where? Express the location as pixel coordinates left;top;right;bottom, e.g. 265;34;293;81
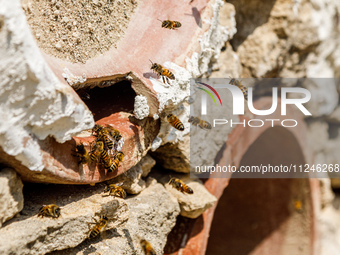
196;82;222;106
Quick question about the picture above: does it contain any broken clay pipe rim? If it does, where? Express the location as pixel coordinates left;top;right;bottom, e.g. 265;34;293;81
43;0;213;117
6;113;159;184
10;0;214;183
166;97;319;255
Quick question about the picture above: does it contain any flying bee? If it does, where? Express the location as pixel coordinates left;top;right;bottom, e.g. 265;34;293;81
229;78;248;101
188;116;212;130
158;19;182;30
141;239;156;255
104;184;127;199
150;60;175;84
167;114;184;131
73;143;91;165
88;215;108;239
168;178;193;194
90;139;105;163
107;151;124;172
37;204;61;218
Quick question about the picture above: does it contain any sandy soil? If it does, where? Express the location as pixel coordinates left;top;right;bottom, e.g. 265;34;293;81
22;0;137;63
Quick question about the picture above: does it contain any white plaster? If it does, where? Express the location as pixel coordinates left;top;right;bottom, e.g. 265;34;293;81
0;0;94;171
133;95;149;120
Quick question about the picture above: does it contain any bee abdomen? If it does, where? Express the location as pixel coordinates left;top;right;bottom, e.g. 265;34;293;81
185;186;194;194
173;21;181;28
240;87;248;101
104;138;113;150
173;120;184;131
90;153;97;162
89;229;100;238
108;160;119;172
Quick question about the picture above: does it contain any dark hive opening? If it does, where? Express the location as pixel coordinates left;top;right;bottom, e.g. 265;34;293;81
77;80;136;121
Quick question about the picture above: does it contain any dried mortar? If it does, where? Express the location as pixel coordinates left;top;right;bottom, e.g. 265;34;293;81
22;0;137;63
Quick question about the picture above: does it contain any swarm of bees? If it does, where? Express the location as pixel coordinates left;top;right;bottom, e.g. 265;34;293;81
229;78;248;101
37;204;61;218
141;239;157;255
73;124;124;174
188;116;212;130
88;215;108;239
103;184;127;199
169;177;194;194
167;114;184;131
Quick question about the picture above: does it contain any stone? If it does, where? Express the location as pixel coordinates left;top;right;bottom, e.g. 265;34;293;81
50;178;180;255
151;136;190;173
302;79;338;117
327;106;340;124
108;154;156;194
0;168;24;227
140;154;156;178
159;174;217;219
0;184;129;255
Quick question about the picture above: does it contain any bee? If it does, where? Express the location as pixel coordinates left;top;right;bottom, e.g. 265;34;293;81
93;124;122;146
150;60;175;84
73;143;91;165
158;19;182;30
167;114;184;131
92;124;103;135
90;139;105;163
229;78;248;101
188;116;212;130
99;147;112;168
168;178;193;194
141;239;156;255
107;151;124;172
100;133;114;151
104;184;127;198
88;215;108;239
37;204;61;218
104;125;122;142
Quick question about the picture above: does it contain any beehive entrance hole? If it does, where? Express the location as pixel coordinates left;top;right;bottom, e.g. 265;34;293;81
76;80;136;121
206;127;313;255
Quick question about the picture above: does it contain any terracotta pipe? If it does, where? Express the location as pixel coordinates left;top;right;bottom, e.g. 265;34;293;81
3;0;217;184
165;97;320;255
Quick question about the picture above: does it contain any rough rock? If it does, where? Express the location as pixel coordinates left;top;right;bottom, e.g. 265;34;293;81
159;174;217;219
151;136;190;173
0;0;94;172
51;178;180;255
327;106;340;123
231;0;340;79
0;184;128;255
108;154;156;194
0;168;24;227
302;79;338;117
139;154;156;178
